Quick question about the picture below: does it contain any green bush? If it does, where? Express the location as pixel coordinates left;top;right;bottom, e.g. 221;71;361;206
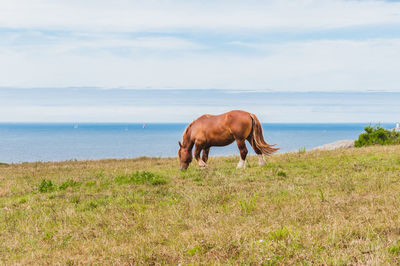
355;125;400;147
38;179;56;193
277;170;287;178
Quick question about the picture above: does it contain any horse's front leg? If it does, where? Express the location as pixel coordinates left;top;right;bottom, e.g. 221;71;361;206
194;143;207;168
202;147;210;163
236;139;248;169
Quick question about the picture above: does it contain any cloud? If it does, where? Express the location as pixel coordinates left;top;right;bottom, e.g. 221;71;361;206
1;0;400;32
1;35;400;91
1;0;400;91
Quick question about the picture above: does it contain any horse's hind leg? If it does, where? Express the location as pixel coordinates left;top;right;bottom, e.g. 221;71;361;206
247;136;266;166
255;149;267;166
202;147;210;163
236;139;248;169
194;143;207;168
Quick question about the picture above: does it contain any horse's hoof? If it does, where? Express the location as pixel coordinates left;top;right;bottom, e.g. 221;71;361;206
198;160;207;168
236;164;246;169
258;155;266;166
236;159;246;169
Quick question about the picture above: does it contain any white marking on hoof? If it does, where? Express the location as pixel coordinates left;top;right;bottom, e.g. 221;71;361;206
236;158;246;169
198;159;207;168
258;154;266;166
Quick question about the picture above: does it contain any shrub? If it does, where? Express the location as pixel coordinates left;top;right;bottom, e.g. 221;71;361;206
355;125;400;147
38;179;56;193
277;170;287;178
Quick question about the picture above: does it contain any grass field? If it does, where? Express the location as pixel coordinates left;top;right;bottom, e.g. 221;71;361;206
1;145;400;264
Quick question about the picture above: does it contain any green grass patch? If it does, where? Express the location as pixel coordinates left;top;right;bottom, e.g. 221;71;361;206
114;171;167;185
18;197;28;204
59;179;81;190
389;240;400;255
85;180;97;187
186;246;202;256
239;193;258;214
268;227;290;241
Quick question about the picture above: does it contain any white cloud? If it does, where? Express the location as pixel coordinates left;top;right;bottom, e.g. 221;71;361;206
1;0;400;91
1;36;400;91
1;0;400;32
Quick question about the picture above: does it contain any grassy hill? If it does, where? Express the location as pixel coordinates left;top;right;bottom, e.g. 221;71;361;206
1;145;400;264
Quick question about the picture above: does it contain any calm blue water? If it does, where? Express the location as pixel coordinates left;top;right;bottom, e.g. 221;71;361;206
0;123;394;163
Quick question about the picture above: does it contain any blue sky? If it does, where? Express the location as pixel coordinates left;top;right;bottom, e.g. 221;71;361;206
1;0;400;122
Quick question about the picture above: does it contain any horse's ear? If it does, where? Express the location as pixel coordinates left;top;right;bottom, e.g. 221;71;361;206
178;141;183;148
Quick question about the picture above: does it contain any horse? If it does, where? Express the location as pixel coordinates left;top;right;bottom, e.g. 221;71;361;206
178;110;278;170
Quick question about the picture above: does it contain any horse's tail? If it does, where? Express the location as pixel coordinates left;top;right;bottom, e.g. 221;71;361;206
250;114;279;155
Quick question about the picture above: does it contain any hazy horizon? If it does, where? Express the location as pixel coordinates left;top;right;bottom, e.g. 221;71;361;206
1;88;400;123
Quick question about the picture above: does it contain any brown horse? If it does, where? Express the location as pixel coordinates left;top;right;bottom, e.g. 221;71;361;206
178;110;278;170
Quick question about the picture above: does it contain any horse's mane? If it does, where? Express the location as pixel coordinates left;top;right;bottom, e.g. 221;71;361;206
181;121;194;146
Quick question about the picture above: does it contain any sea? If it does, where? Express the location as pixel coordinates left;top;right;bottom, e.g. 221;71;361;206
0;123;394;163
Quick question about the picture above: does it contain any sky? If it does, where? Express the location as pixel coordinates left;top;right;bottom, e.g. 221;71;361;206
1;0;400;122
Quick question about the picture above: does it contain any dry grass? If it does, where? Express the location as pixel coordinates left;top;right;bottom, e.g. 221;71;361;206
1;146;400;264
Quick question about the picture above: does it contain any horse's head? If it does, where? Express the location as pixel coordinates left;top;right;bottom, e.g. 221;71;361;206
178;141;192;170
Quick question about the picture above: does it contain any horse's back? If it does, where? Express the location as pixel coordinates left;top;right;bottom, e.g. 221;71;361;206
191;110;253;145
224;110;253;138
